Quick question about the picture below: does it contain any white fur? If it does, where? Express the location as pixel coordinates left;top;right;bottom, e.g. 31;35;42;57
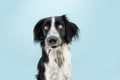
47;17;60;38
44;44;71;80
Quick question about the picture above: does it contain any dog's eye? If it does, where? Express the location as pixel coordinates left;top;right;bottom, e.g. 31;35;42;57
57;25;63;29
44;26;49;30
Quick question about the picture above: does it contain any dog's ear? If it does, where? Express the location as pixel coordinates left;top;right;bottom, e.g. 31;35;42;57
66;22;79;43
62;15;79;43
68;22;79;40
33;19;45;43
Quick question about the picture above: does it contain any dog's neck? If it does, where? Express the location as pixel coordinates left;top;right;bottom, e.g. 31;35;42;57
44;44;71;80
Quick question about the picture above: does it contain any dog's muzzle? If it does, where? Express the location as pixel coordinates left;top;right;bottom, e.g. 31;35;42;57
46;36;62;48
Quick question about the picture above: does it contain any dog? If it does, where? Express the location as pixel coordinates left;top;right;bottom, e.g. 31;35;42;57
33;15;79;80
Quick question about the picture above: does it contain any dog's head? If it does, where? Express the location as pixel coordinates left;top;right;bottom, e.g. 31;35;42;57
33;15;79;48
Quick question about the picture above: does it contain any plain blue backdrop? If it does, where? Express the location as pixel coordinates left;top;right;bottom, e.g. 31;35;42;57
0;0;120;80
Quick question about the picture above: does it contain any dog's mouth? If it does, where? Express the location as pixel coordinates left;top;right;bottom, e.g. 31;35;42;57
51;44;62;48
46;42;63;49
45;42;62;49
51;46;57;48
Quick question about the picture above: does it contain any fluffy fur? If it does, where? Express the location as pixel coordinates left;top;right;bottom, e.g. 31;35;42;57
33;15;79;80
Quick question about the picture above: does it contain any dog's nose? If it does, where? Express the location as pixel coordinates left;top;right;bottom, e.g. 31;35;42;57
49;38;57;44
47;36;58;45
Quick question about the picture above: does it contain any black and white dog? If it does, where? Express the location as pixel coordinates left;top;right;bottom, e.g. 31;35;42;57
33;15;79;80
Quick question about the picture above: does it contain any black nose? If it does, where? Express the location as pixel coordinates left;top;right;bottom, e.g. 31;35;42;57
47;36;58;45
49;38;57;44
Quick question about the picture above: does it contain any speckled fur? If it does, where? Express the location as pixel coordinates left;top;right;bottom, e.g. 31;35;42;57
45;44;71;80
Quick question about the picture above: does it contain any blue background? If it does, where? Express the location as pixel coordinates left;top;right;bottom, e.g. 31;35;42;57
0;0;120;80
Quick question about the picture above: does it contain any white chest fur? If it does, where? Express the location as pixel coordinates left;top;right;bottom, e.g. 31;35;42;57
45;44;71;80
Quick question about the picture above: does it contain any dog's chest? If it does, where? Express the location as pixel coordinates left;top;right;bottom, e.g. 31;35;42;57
44;46;71;80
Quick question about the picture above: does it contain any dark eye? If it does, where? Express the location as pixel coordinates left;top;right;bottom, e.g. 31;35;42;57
44;26;49;30
57;25;63;29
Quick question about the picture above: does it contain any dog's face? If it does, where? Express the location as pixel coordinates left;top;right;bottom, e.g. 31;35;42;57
34;15;79;48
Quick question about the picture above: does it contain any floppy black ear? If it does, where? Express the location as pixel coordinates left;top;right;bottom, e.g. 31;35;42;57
62;15;79;43
33;19;45;43
67;22;79;42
